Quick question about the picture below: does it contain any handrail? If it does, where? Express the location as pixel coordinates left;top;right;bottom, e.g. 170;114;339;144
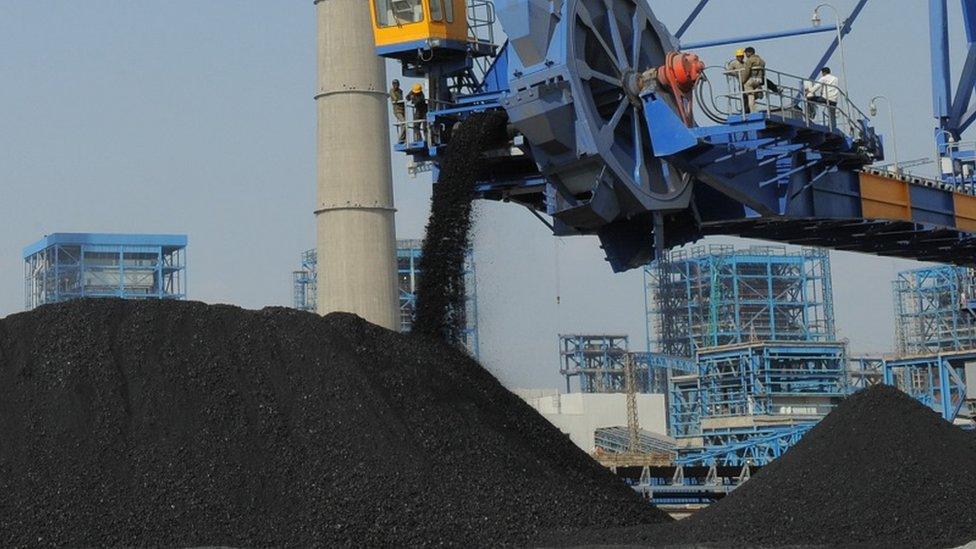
698;65;870;142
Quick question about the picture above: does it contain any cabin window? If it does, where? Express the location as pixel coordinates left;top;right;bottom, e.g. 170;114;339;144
374;0;425;27
429;0;454;22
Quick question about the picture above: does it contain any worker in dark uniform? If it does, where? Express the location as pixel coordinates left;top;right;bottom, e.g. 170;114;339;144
741;46;766;113
406;83;428;143
390;79;406;144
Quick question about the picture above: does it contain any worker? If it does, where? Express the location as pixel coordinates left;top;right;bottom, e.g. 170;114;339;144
803;79;819;120
727;48;747;112
810;67;841;129
406;83;428;143
390;79;406;144
741;46;766;114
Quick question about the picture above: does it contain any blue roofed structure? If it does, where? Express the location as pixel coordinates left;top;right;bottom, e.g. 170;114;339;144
23;233;187;310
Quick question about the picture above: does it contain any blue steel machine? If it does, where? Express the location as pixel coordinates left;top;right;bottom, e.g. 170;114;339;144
372;0;976;272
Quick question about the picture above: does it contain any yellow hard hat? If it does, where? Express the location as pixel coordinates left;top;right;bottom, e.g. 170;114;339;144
735;48;745;57
411;83;423;94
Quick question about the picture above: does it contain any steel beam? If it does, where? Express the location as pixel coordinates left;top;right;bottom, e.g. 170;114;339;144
675;0;711;40
682;25;836;50
931;0;953;124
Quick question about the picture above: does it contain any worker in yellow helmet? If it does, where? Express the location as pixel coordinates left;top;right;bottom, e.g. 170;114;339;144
727;48;748;113
406;83;428;143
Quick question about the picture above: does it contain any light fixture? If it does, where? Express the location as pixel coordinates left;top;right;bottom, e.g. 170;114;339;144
811;11;822;27
868;100;878;117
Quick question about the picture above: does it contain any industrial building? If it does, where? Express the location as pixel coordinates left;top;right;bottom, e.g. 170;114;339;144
293;241;479;354
558;245;848;468
552;246;853;475
645;245;835;358
23;233;187;310
669;341;849;466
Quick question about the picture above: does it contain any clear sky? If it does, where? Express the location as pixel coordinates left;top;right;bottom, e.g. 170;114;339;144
0;1;966;390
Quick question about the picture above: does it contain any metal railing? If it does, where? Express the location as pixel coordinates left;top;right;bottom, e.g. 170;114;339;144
466;0;497;80
697;65;870;142
391;99;430;146
943;139;976;192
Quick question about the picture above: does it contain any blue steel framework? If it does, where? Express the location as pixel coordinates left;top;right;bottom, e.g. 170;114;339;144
559;335;629;393
292;249;317;313
668;341;849;466
645;245;835;358
881;351;973;422
23;233;187;310
931;0;976;189
292;242;480;356
377;0;976;274
893;265;976;355
558;334;696;394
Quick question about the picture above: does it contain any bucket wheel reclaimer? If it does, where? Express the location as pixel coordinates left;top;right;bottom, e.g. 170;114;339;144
496;0;701;269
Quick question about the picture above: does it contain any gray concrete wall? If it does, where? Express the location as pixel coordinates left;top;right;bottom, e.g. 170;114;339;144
315;0;399;330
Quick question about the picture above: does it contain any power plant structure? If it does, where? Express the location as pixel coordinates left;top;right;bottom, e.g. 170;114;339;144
844;264;976;426
559;334;694;394
645;245;835;357
23;233;187;310
315;0;399;330
553;243;976;502
893;265;976;355
292;241;480;355
553;244;974;506
641;245;847;468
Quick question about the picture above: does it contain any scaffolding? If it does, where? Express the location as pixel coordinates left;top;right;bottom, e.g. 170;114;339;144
293;241;479;356
669;341;849;466
645;245;835;358
893;266;976;355
23;233;187;310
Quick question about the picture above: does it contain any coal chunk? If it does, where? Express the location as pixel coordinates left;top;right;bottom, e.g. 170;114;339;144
0;299;668;547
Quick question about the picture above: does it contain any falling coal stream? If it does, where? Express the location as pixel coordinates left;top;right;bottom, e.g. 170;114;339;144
412;111;508;343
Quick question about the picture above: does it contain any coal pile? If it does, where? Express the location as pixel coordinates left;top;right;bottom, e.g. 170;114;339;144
413;111;508;343
535;385;976;548
675;384;976;548
0;299;668;547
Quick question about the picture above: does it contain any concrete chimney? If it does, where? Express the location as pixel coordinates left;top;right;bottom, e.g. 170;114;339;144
314;0;399;330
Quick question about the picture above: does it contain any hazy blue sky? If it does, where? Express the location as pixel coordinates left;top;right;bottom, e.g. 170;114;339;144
0;1;965;390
